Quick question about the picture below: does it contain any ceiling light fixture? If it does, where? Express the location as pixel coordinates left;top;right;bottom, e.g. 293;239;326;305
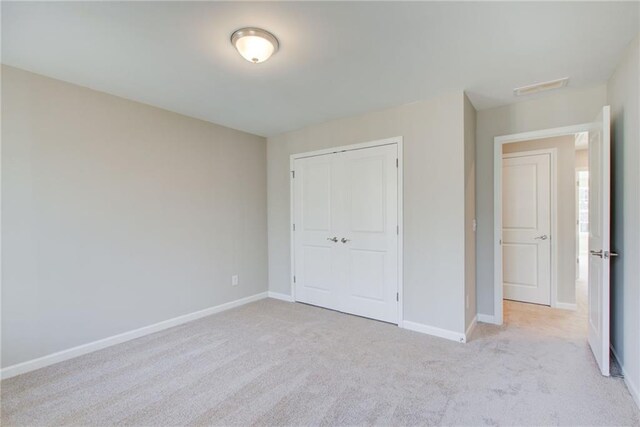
231;27;279;64
513;77;570;96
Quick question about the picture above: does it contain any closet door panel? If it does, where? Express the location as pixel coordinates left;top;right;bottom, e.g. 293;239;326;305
293;143;399;324
293;156;341;310
338;145;399;323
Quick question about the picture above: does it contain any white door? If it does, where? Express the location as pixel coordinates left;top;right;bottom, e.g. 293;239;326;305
588;106;611;376
339;146;398;322
293;144;399;324
502;153;552;305
292;154;341;311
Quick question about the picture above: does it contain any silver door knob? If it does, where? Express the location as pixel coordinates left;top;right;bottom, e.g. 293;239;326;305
534;235;548;240
327;237;338;242
590;249;603;258
341;238;351;243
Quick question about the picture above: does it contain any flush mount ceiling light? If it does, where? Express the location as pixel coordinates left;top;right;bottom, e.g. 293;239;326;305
513;77;570;96
231;27;279;64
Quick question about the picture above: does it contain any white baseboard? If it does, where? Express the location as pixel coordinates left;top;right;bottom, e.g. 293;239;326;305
555;302;577;311
401;320;466;343
611;344;640;410
1;291;268;380
477;313;498;324
465;315;477;342
267;291;295;302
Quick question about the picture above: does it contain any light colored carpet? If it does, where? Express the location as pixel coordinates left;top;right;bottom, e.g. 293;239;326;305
2;292;639;426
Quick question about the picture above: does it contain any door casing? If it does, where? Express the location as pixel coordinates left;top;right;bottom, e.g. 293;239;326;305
289;136;404;326
575;167;588;282
493;124;591;325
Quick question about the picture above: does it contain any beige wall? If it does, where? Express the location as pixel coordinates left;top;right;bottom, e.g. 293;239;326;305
1;66;268;367
464;94;477;328
503;135;577;305
267;91;470;334
608;36;640;406
475;84;607;317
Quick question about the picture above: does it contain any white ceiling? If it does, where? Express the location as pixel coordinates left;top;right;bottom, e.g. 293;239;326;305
3;2;638;137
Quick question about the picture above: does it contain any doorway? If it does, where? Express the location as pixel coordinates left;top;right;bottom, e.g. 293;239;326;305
500;134;585;310
494;106;612;376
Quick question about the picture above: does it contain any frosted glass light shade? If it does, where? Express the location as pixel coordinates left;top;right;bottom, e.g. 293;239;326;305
231;28;279;64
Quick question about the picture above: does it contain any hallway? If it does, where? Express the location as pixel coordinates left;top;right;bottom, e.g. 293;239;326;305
503;257;588;340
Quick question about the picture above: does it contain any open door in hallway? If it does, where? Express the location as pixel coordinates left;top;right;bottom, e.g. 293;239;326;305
588;105;611;376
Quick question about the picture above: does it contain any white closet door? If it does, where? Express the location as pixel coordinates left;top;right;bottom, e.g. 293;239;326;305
293;144;399;324
293;155;341;311
338;145;398;323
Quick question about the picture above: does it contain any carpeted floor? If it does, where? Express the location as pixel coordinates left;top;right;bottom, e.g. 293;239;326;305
2;289;639;425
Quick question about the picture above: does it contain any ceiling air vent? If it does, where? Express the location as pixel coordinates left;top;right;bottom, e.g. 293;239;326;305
513;77;569;96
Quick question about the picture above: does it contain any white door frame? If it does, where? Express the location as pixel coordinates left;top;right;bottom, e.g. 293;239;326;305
501;148;557;307
575;167;588;282
289;136;404;326
494;124;590;325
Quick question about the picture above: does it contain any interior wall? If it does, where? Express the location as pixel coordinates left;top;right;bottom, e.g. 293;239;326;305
475;84;607;318
502;135;577;305
267;91;469;334
608;35;640;407
464;94;477;328
1;66;268;368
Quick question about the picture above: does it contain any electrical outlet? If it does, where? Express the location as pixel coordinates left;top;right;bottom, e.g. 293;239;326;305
231;275;239;286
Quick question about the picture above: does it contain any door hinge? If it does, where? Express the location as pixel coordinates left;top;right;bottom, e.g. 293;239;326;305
396;292;399;302
293;223;296;231
293;275;296;283
396;158;399;168
397;225;399;235
291;170;295;178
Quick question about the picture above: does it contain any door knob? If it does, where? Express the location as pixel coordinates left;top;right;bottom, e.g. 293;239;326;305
605;251;619;259
327;237;338;242
590;249;603;258
534;235;548;240
341;238;351;243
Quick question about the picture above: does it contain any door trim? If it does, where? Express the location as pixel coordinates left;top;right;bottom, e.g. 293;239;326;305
575;167;588;285
289;136;404;326
502;148;558;307
493;124;591;325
